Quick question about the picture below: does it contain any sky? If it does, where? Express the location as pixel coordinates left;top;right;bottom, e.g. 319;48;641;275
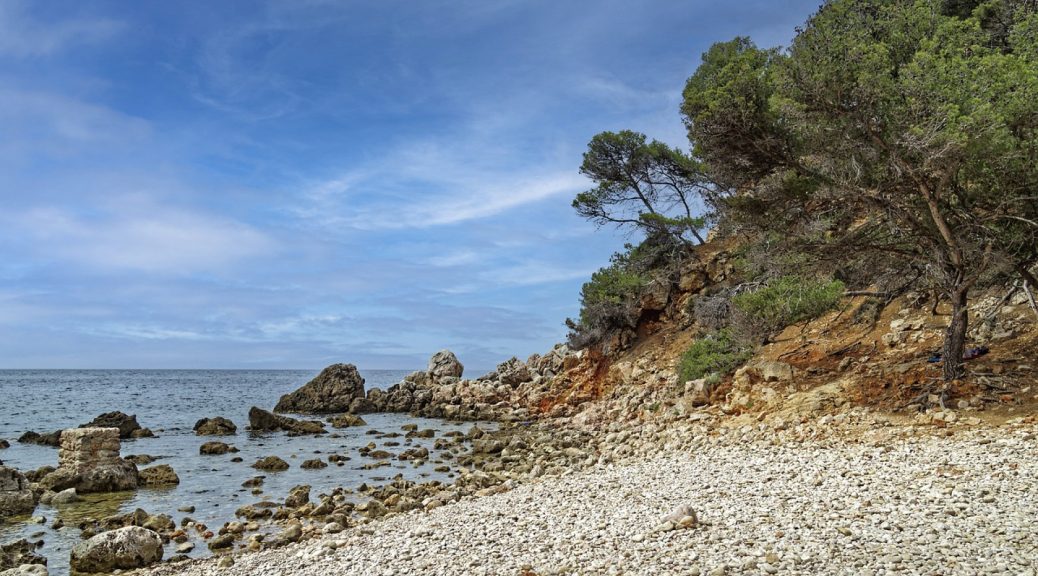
0;0;821;370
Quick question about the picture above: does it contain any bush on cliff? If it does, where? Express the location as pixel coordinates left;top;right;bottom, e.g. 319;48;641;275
678;330;751;382
730;276;844;340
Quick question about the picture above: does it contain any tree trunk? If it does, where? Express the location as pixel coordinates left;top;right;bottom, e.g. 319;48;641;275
943;287;969;381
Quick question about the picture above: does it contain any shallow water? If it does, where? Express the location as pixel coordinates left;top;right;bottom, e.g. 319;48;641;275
0;369;480;576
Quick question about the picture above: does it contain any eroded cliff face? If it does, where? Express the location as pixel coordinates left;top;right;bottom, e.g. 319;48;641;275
512;241;1038;428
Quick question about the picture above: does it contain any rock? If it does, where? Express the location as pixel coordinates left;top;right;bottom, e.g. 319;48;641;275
200;441;232;455
208;534;234;551
248;407;326;435
755;361;794;382
79;412;151;440
124;454;156;465
16;431;61;447
40;428;138;493
322;522;344;534
0;540;46;572
193;417;237;436
662;504;699;525
284;485;310;508
0;440;8;449
274;364;366;414
139;465;179;487
70;526;163;573
329;413;367;428
0;466;37;519
428;350;464;380
301;459;327;470
218;556;235;568
0;564;48;576
175;543;194;554
50;488;79;506
234;505;272;520
497;357;532;386
251;456;289;471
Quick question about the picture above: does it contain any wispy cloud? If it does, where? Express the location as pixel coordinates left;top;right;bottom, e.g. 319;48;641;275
6;200;274;276
0;1;121;58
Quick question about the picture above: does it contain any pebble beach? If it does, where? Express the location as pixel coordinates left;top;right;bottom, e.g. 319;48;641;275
141;423;1038;576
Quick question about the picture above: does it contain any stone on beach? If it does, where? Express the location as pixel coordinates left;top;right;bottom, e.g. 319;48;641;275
70;526;163;573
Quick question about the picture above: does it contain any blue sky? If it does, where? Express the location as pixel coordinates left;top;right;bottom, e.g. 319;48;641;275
0;0;819;370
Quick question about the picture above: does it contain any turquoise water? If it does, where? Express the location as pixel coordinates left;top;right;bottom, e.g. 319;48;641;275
0;369;478;575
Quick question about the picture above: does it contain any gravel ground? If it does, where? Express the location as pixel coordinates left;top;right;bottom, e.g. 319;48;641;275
143;426;1038;576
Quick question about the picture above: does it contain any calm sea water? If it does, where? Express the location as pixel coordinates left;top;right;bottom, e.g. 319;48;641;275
0;369;481;576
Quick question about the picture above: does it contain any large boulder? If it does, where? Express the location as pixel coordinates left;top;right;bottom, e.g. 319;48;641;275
192;417;237;436
70;526;163;573
248;407;326;435
79;412;153;440
274;364;366;414
0;467;36;519
428;350;464;381
41;428;138;494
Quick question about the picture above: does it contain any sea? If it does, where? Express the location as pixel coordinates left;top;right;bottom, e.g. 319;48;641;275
0;369;483;576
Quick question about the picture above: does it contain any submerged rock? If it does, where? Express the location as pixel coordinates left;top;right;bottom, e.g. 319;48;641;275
70;526;163;573
329;413;367;428
16;431;61;447
251;456;289;471
0;466;37;519
274;364;366;414
193;417;237;436
248;407;326;435
199;441;232;455
138;465;179;487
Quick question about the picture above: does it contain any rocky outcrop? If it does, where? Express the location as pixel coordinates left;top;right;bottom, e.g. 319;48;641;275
192;417;237;436
248;407;326;435
364;346;575;421
69;526;163;573
79;412;153;439
274;364;366;414
138;465;179;487
0;467;36;520
40;428;138;494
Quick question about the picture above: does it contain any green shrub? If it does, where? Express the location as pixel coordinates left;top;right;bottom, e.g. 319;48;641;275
678;330;752;382
731;276;844;337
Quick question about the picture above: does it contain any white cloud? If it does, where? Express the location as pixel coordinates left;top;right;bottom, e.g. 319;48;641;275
0;88;150;147
9;200;275;275
0;1;121;57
